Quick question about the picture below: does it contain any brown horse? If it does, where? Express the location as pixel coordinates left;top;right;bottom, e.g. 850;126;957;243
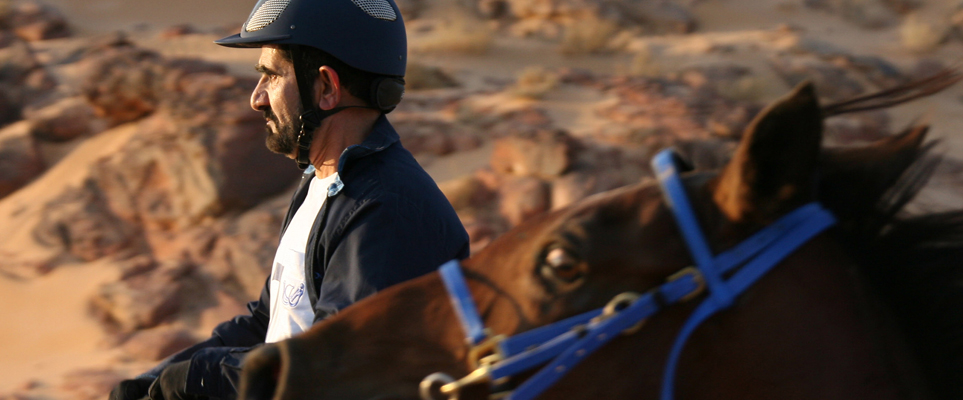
239;74;963;400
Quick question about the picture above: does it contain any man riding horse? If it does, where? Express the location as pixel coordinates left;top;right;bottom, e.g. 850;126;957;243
109;0;469;398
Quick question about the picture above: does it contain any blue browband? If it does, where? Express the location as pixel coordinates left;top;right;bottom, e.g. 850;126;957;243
425;149;837;400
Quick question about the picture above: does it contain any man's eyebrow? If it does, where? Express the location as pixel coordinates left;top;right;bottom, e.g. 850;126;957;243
254;64;278;75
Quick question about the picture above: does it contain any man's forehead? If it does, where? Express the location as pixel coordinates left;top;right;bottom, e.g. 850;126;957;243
257;46;290;69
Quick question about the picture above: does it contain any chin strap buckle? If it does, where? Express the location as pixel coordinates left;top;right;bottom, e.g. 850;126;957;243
296;110;321;170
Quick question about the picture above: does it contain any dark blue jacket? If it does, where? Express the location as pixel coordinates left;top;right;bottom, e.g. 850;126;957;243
143;115;470;398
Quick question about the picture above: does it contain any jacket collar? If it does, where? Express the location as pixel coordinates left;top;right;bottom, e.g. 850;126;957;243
300;114;399;180
337;114;399;173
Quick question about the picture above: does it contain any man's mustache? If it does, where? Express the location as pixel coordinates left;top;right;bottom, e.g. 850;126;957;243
263;109;278;125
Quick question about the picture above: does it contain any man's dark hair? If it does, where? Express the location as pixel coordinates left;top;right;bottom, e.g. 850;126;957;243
278;45;381;107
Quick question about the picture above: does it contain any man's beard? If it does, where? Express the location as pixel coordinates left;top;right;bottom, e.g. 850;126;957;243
264;108;299;156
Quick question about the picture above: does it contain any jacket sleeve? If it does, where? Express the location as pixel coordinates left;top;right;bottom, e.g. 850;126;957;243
313;193;469;323
141;276;273;399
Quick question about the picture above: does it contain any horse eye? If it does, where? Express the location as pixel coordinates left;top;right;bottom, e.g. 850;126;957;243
542;247;583;283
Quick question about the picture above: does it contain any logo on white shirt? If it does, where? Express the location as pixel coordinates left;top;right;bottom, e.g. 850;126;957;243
282;282;305;308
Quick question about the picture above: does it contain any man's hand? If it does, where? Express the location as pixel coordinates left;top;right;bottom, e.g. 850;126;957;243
109;376;154;400
147;361;197;400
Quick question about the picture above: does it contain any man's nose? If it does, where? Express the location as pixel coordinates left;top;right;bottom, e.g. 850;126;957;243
251;80;269;111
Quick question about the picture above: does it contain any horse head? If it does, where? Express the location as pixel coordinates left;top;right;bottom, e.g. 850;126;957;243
239;76;963;400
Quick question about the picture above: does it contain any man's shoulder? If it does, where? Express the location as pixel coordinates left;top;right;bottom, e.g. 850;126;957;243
343;141;441;199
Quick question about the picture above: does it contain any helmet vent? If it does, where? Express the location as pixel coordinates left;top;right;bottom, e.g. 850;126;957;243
246;0;292;32
350;0;397;21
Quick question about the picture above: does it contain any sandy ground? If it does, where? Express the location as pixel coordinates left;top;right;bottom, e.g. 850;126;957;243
3;0;963;396
0;261;122;389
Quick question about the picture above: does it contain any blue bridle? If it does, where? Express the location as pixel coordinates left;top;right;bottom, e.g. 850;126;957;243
422;148;837;400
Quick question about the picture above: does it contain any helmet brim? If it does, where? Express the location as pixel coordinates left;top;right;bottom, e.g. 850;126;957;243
214;33;293;48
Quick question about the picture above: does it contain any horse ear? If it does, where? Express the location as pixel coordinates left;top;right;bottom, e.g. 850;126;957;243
713;81;823;223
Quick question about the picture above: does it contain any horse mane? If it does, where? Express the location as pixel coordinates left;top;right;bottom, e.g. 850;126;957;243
822;67;962;116
816;70;963;398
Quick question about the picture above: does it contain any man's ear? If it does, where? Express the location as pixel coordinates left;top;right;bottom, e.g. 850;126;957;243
314;66;342;111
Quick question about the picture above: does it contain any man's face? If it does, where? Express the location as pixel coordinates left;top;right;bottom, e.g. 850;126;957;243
251;46;302;157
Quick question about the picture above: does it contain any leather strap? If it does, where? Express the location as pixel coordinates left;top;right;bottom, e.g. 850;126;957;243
290;45;319;170
439;260;488;345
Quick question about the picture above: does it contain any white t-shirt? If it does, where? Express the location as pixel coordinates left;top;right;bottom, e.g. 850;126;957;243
264;172;340;343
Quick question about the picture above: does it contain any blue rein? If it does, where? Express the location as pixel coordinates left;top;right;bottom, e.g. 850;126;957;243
428;149;837;400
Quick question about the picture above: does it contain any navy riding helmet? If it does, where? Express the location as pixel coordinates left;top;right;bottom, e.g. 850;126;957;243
215;0;407;77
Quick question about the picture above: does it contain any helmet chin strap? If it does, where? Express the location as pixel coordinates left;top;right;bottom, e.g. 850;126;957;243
290;44;377;170
295;105;374;170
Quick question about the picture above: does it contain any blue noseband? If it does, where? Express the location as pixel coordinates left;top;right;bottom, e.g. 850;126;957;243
426;148;837;400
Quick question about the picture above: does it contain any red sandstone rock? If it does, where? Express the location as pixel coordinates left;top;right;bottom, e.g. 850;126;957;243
78;47;165;125
498;175;550;226
121;327;198;361
550;171;598;210
438;175;494;210
0;40;57;125
392;115;482;156
464;219;497;253
472;0;697;37
117;254;158;280
803;0;901;28
16;380;41;391
594;75;758;147
824;110;891;145
8;2;71;42
207;196;288;299
32;180;143;263
76;46;228;126
159;24;196;40
490;129;573;178
395;0;424;20
24;96;103;142
405;62;459;90
487;107;553;132
769;55;866;102
88;260;194;332
0;121;43;198
60;369;124;400
633;1;698;34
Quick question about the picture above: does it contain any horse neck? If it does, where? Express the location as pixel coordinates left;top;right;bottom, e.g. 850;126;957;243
672;234;932;399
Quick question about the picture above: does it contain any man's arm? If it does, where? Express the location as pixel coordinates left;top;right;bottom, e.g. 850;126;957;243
112;277;273;400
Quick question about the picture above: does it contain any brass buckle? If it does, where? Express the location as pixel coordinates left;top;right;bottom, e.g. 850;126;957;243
417;331;505;400
468;329;507;368
440;365;493;399
666;266;706;302
601;292;641;317
420;368;495;400
591;292;645;335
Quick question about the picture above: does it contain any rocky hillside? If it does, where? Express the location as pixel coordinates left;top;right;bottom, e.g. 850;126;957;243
1;0;963;398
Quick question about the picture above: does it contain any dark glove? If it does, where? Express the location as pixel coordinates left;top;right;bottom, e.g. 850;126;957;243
109;376;155;400
148;361;199;400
